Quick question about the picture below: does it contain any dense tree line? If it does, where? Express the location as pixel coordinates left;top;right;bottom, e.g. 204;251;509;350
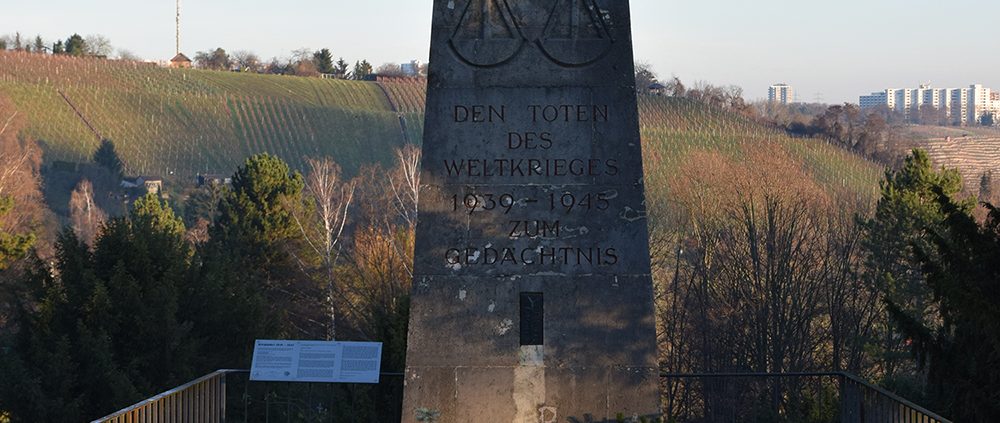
0;32;114;57
192;46;396;81
636;67;757;119
653;144;999;421
762;102;901;164
0;139;419;420
0;32;401;79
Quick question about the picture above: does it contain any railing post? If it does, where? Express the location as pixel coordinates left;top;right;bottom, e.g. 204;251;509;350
839;374;861;423
220;372;227;423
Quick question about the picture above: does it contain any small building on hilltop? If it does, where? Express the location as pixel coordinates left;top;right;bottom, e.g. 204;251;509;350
140;176;164;195
197;174;232;187
368;74;428;84
169;53;192;69
648;82;667;96
122;176;164;195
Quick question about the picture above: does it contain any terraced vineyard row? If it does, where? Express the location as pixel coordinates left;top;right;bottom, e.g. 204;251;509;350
916;137;1000;187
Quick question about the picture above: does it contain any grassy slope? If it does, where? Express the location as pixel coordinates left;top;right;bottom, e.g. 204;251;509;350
0;51;881;202
0;51;405;179
639;96;881;206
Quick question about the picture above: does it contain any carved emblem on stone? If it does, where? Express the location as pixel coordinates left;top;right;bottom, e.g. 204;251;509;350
448;0;614;68
449;0;526;67
538;0;615;67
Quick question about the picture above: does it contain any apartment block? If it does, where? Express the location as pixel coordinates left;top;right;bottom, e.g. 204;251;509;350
859;84;1000;125
768;84;795;105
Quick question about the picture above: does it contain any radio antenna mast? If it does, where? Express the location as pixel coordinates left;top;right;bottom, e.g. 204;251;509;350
175;0;181;55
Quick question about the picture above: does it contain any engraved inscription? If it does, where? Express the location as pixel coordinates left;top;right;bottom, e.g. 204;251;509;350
445;246;619;267
444;103;619;180
438;99;629;272
508;220;561;239
443;158;619;178
454;105;506;123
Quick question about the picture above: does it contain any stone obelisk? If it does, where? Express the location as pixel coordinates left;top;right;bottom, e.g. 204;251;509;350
403;1;660;421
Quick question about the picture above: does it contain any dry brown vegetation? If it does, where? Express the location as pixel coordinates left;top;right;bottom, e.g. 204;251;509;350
654;144;884;418
0;96;45;240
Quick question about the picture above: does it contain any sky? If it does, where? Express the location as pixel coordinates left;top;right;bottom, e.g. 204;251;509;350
2;0;999;103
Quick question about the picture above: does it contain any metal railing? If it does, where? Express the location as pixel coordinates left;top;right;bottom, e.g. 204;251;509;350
661;372;952;423
91;369;234;423
839;373;951;423
95;370;949;423
92;370;405;423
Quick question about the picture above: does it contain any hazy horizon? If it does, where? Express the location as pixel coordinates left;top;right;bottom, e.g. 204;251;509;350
3;0;998;104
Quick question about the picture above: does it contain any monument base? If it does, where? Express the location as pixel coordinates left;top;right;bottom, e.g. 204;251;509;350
403;276;660;423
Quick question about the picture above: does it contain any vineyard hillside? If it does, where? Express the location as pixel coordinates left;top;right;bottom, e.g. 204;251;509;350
0;51;882;204
0;51;407;179
898;125;1000;190
638;96;882;209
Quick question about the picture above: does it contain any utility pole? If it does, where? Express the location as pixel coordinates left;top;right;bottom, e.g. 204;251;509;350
176;0;181;55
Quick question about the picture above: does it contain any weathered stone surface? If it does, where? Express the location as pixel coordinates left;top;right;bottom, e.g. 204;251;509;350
404;0;659;421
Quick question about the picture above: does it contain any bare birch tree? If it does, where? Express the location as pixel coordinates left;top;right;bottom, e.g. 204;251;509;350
388;144;421;231
69;179;106;246
296;156;355;339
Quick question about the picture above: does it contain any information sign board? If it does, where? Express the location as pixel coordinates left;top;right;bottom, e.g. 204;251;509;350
250;340;382;384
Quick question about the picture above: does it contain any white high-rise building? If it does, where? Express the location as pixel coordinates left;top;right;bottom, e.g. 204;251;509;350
768;84;795;105
859;84;1000;125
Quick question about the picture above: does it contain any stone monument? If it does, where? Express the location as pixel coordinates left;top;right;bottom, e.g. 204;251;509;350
403;0;660;421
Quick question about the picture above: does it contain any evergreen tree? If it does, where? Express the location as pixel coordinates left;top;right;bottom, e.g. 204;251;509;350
191;153;320;368
0;231;105;421
313;48;335;74
1;195;195;421
64;34;86;56
0;252;87;421
0;196;35;270
352;60;373;80
92;139;124;178
861;149;972;394
214;153;305;251
52;40;64;54
892;190;1000;421
33;35;44;53
93;194;193;393
334;57;349;78
864;149;990;418
980;171;994;203
863;149;970;326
